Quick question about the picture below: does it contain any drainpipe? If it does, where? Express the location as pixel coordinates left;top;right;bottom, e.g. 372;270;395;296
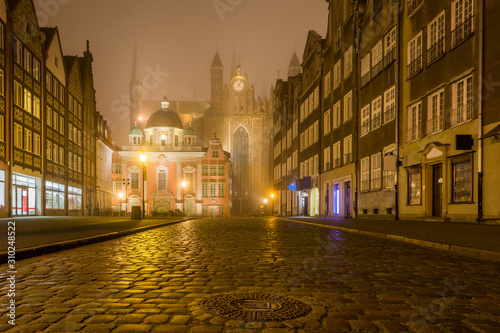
477;0;484;223
394;0;401;221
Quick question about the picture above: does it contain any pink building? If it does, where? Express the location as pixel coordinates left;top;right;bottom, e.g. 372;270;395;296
112;97;231;217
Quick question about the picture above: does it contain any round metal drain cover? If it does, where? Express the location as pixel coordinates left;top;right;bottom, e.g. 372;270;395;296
203;293;311;322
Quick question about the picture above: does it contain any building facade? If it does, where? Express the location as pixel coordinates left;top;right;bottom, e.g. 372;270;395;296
321;0;358;219
0;0;108;217
356;0;398;219
272;0;499;223
114;97;231;217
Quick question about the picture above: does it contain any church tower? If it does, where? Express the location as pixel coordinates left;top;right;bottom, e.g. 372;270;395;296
130;44;144;129
288;51;302;77
210;49;224;112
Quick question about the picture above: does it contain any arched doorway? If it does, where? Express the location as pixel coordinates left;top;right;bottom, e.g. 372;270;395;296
233;126;250;214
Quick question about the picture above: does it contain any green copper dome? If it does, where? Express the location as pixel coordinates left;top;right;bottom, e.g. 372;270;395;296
129;125;143;135
184;127;196;136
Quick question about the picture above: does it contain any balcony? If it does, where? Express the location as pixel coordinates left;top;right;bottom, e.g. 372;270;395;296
451;16;474;49
361;71;371;88
344;153;352;164
407;56;423;79
334;158;341;168
427;38;445;65
407;123;423;142
384;48;396;68
426;114;444;135
371;60;383;79
407;0;423;14
450;103;476;127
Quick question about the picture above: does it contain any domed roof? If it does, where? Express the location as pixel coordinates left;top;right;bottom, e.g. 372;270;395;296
129;122;143;135
146;109;183;129
146;96;184;129
184;127;196;136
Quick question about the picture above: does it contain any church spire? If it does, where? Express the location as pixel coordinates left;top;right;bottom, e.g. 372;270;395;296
131;43;141;86
211;49;223;68
287;50;301;77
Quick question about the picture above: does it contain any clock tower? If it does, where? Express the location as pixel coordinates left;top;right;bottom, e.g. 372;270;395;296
196;50;274;215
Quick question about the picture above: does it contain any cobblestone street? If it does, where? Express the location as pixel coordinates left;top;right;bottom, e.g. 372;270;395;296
1;218;499;332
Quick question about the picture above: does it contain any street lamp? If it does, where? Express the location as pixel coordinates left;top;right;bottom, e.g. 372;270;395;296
122;178;130;215
181;181;187;216
140;153;147;219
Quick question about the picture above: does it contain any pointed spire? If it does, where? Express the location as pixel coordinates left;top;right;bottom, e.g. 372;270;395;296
131;43;141;86
211;48;223;68
288;51;302;77
230;44;237;76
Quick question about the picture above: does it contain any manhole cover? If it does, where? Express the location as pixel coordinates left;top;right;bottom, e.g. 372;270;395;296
203;293;311;322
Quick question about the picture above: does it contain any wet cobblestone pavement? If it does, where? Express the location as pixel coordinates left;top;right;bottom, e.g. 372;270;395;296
1;217;499;332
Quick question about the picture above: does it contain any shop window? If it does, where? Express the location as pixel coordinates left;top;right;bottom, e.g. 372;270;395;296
452;157;472;202
408;167;422;205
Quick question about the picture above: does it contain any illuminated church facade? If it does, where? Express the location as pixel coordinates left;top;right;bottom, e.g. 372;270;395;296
112;97;231;217
122;47;273;215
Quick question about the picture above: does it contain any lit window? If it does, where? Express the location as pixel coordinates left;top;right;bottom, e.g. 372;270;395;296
408;167;422;205
452;158;472;202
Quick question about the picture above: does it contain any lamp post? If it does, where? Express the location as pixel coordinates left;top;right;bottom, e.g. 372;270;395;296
181;181;187;216
118;192;123;216
140;153;147;219
122;178;130;215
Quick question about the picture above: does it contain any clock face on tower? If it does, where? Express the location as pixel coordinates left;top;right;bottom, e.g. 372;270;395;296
230;76;248;93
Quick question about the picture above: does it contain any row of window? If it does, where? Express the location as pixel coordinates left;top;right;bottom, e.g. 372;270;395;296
324;90;353;135
68;123;83;146
323;135;353;171
361;27;397;87
68;95;83;120
324;46;353;96
13;81;41;119
299;154;319;179
13;124;41;155
300;121;319;151
407;0;474;79
202;165;225;176
300;87;320;122
13;38;41;82
46;141;64;165
407;158;472;205
46;107;65;135
46;72;65;104
68;152;82;172
45;182;83;211
360;86;396;137
360;152;397;192
407;75;474;142
202;182;226;198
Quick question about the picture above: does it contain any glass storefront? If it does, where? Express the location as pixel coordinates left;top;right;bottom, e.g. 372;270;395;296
12;173;38;215
68;186;82;211
0;170;5;211
46;181;65;211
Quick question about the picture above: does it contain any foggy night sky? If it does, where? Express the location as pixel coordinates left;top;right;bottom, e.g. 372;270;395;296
33;0;327;143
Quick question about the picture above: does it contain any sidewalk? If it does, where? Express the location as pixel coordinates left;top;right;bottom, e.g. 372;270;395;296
0;216;190;261
281;216;500;262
